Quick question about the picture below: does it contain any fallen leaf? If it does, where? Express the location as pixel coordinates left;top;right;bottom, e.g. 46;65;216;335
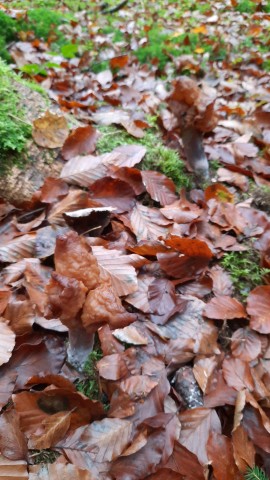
246;286;270;334
204;296;246;320
62;125;99;160
0;318;15;366
0;410;27;460
32;110;69;148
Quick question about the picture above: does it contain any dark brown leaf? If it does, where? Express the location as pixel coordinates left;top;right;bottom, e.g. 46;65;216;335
62;125;99;160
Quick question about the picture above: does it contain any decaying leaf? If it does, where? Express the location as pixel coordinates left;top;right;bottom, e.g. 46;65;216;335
32;111;69;148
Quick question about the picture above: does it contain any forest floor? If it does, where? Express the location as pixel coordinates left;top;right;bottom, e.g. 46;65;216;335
0;0;269;479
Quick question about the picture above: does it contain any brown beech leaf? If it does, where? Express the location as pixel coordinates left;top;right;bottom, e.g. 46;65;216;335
125;274;154;313
110;54;129;69
82;279;136;331
32;111;69;148
246;286;270;333
157;252;209;282
113;146;141;169
165;236;213;259
29;411;72;449
119;375;158;400
165;441;205;480
232;425;255;473
54;231;100;290
47;190;90;227
39;177;69;203
204;370;238;408
113;325;148;346
13;388;103;437
141;171;177;206
222;356;255;391
91;245;140;296
98;324;124;355
160;194;202;223
231;328;262;361
4;298;36;334
204;183;234;203
152;295;219;359
62;125;98;160
130;203;170;242
193;356;217;393
242;405;270;453
179;407;221;464
0;287;11;314
0;233;36;262
0;318;15;366
29;462;95;480
89;177;136;213
97;353;129;380
148;278;180;325
57;417;132;462
0;335;66;393
208;266;234;296
60;154;108;187
111;414;180;480
45;272;87;324
0;409;27;460
207;432;242;480
0;455;28;479
203;296;246;320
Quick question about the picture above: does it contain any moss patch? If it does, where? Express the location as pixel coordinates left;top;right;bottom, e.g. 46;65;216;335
75;348;103;401
221;249;270;298
0;59;32;175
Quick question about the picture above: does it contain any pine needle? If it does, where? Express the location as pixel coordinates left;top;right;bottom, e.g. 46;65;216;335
245;466;269;480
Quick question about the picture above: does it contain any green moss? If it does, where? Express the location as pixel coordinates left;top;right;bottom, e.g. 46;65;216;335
97;124;192;189
29;449;60;465
0;59;32;175
17;8;64;43
0;11;18;62
221;250;270;298
235;0;257;13
75;348;103;401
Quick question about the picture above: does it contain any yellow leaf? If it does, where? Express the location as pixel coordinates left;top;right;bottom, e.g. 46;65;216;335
195;47;205;54
192;25;208;34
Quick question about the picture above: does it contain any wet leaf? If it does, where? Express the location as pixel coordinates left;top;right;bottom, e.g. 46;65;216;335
246;286;270;334
204;296;246;320
62;125;99;160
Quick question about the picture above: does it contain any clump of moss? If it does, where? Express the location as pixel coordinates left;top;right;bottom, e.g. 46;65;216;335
75;348;103;401
96;124;192;189
221;249;270;298
29;449;60;465
0;59;32;175
17;8;64;43
0;11;18;62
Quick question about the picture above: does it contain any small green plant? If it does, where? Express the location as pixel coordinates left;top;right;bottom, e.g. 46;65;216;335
96;124;192;189
235;0;256;13
221;250;270;298
0;59;32;175
75;348;103;401
245;466;269;480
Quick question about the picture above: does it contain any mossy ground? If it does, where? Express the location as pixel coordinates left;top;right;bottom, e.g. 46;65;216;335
29;449;60;465
221;249;270;299
75;348;103;401
0;59;32;175
97;124;192;190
